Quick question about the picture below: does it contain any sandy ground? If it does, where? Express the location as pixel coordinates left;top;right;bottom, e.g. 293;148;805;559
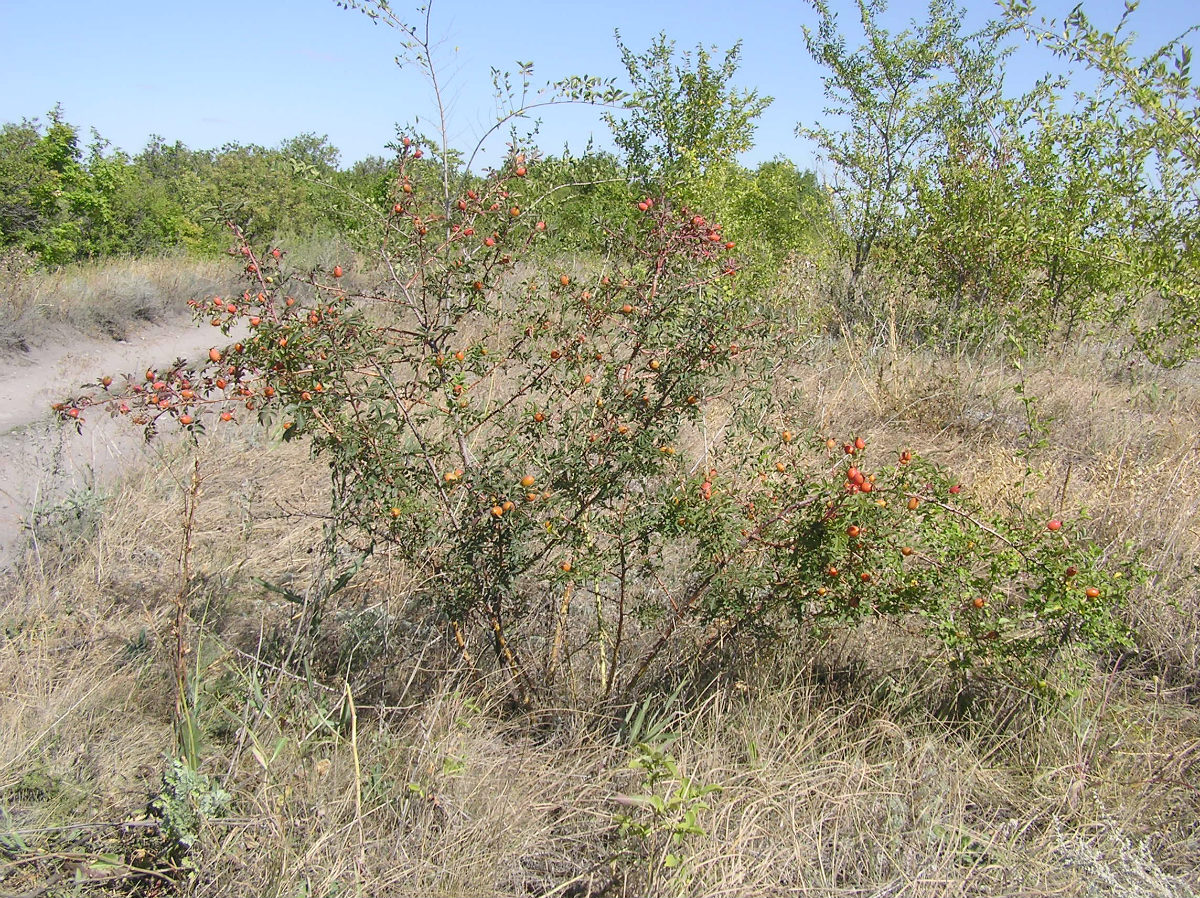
0;318;245;569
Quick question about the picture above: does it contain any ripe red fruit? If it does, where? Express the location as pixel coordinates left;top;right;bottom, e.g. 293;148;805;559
637;201;649;212
1047;519;1062;531
854;436;867;451
973;597;986;609
535;221;547;231
332;266;344;278
559;275;570;286
1085;586;1101;599
515;166;527;177
949;484;962;494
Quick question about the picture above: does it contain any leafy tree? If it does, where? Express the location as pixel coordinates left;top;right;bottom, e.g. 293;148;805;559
799;0;1012;288
1003;0;1200;363
605;32;771;198
0;107;91;263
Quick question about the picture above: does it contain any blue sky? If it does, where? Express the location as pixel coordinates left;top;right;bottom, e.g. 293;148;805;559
1;0;1195;172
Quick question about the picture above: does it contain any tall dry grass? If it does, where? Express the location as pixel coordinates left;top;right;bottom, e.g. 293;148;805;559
1;312;1198;895
0;234;361;353
0;252;235;351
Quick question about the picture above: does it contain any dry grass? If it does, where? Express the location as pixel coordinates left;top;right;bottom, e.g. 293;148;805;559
0;253;237;351
0;233;361;353
2;307;1199;895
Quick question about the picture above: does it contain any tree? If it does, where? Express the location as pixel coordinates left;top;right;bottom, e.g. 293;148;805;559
0;107;90;263
799;0;1012;286
605;32;771;198
1002;0;1200;363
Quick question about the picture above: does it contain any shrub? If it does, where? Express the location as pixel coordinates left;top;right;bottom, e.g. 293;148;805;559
59;5;1137;713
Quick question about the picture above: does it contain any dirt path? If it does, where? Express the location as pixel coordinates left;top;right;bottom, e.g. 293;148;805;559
0;317;244;569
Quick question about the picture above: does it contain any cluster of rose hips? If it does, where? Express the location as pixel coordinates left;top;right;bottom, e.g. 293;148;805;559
635;199;738;269
56;347;251;429
409;468;553;527
387;147;546;263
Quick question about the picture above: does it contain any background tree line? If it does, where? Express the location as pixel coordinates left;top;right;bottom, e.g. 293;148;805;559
0;101;826;274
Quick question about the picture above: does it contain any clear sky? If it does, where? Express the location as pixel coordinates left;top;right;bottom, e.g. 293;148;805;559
1;0;1195;172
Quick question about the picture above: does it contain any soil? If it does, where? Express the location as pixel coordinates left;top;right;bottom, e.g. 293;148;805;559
0;317;246;569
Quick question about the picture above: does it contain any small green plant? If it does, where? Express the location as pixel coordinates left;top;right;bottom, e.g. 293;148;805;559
26;482;108;561
614;743;720;893
151;758;231;856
